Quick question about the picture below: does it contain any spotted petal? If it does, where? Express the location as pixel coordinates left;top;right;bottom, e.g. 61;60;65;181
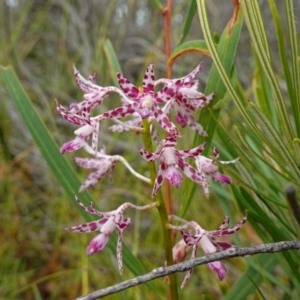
60;135;89;154
209;215;247;237
216;215;230;230
86;232;110;256
99;103;138;120
208;261;227;281
181;230;200;246
175;104;207;136
152;155;167;197
155;79;182;103
73;157;116;192
139;148;162;162
177;155;207;186
55;99;86;126
143;64;155;94
65;218;108;233
73;64;99;93
177;142;206;158
152;101;180;136
117;73;141;99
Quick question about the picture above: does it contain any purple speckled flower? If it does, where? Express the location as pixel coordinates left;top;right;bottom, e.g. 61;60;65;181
66;195;158;274
56;99;100;154
139;134;206;197
56;65;130;154
168;214;247;288
73;156;116;192
157;63;215;136
73;146;151;192
98;64;182;136
195;147;239;197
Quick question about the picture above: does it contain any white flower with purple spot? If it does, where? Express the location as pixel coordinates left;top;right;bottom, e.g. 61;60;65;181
139;134;207;197
74;145;151;192
56;99;100;154
157;63;215;136
66;195;158;275
195;147;239;197
98;64;182;136
168;214;247;288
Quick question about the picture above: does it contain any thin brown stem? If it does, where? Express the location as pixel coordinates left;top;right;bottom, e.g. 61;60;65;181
162;0;174;221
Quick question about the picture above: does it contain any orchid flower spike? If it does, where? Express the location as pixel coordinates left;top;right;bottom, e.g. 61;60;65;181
139;133;207;197
66;194;158;275
168;214;247;288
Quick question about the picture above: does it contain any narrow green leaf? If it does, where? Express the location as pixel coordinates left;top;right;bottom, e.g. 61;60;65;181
241;0;295;146
249;103;300;182
284;0;300;132
103;39;122;86
180;5;243;217
178;0;197;45
267;0;297;132
245;273;267;300
235;127;295;184
168;40;209;67
293;138;300;167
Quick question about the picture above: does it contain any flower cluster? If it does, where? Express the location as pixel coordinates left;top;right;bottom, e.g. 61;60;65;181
168;214;247;288
57;62;245;285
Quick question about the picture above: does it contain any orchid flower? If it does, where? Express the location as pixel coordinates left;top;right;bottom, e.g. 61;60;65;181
139;134;207;197
195;147;239;197
56;65;132;154
157;63;215;136
69;65;131;123
168;214;247;288
98;64;182;136
66;194;158;275
74;145;151;192
56;99;100;154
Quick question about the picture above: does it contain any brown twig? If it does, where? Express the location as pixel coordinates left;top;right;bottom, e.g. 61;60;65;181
76;241;300;299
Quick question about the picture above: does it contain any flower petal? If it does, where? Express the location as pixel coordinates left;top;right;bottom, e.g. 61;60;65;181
152;155;167;197
115;217;131;232
65;218;108;233
117;230;124;275
177;142;206;159
143;64;155;94
165;165;183;188
209;214;247;237
117;73;141;99
139;148;161;162
208;261;227;281
86;232;110;256
55;99;85;125
60;135;88;154
172;239;189;264
210;172;232;184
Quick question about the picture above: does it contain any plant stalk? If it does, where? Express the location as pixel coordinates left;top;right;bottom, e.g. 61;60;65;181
142;119;178;300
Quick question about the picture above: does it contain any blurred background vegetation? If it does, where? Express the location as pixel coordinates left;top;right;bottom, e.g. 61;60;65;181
1;0;300;299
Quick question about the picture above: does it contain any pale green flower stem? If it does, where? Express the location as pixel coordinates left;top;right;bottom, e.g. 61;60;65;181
142;119;179;300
